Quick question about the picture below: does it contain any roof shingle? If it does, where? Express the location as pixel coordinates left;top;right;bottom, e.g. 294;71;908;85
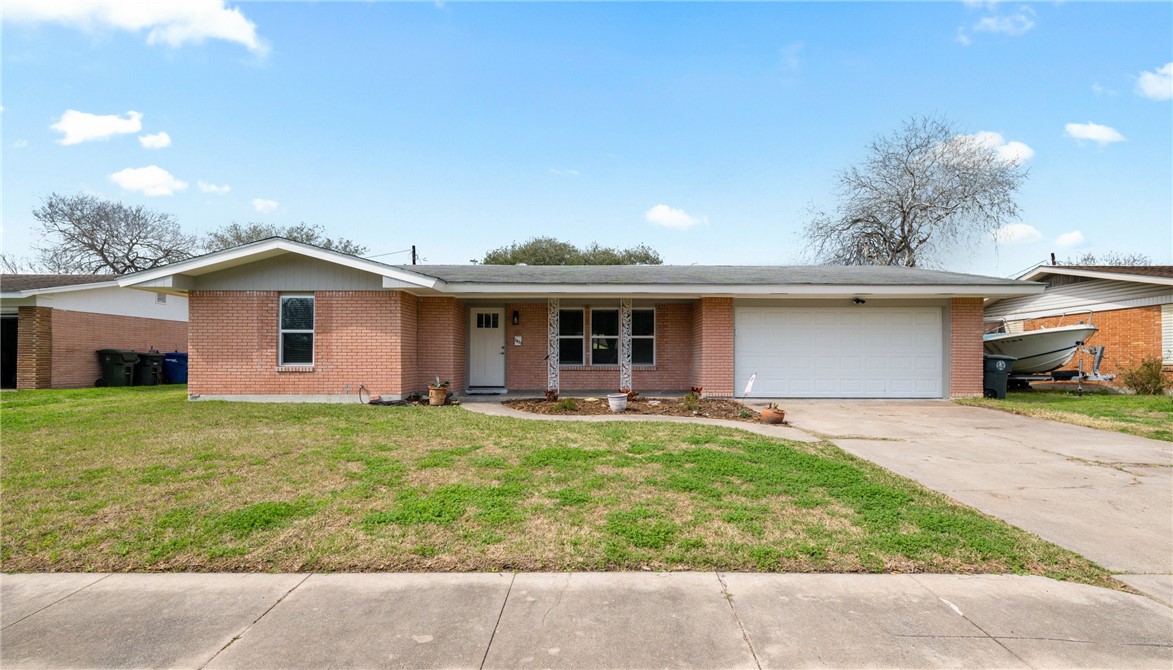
0;274;115;292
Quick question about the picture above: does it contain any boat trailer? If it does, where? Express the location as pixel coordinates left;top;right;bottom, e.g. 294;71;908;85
1008;345;1116;393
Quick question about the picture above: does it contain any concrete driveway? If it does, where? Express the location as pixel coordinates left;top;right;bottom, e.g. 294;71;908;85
780;400;1173;604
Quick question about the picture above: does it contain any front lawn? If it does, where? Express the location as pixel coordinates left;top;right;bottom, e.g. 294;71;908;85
958;390;1173;442
1;387;1112;586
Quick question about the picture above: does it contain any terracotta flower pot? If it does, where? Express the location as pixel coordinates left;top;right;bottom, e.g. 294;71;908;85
760;407;785;424
428;386;448;406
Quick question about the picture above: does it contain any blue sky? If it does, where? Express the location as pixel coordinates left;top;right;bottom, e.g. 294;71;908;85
2;1;1171;276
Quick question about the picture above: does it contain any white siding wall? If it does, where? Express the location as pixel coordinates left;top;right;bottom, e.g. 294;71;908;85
35;286;187;321
986;278;1172;321
193;255;386;291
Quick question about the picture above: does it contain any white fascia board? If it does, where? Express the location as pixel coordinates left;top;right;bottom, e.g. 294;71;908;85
6;280;122;297
437;283;1044;298
119;239;440;290
383;275;447;291
1023;266;1173;286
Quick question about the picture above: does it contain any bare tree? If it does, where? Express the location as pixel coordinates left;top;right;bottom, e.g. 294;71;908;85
803;116;1028;267
0;253;40;274
31;193;196;274
203;222;369;256
1058;251;1153;266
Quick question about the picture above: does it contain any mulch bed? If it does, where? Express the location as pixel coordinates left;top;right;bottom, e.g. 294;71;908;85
504;395;761;423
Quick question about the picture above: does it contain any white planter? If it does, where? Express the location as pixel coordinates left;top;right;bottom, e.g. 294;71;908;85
607;393;628;413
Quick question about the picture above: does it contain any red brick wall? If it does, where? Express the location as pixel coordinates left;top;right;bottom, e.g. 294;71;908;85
1024;306;1165;377
503;302;694;392
690;297;734;397
16;306;52;390
950;297;984;398
417;297;467;391
50;309;187;389
189;290;420;397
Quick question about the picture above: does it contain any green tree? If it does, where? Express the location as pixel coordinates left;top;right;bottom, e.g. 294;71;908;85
202;222;369;256
481;237;662;265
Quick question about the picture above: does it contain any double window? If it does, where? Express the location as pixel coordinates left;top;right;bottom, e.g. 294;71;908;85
280;295;314;365
558;307;655;366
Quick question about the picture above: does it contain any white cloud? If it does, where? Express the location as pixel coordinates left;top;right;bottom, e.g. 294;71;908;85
2;0;267;54
645;204;706;230
958;131;1034;164
1091;82;1117;97
13;139;28;149
138;131;171;148
1064;122;1125;145
198;180;230;194
1136;62;1173;101
252;198;278;213
108;165;188;196
955;28;973;47
780;41;803;73
548;168;580;177
51;109;142;145
973;7;1035;36
1055;231;1086;248
993;223;1042;245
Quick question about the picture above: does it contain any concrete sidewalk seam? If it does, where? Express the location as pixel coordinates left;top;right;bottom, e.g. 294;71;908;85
0;572;110;632
910;575;1037;669
197;572;311;670
716;571;762;670
478;571;515;670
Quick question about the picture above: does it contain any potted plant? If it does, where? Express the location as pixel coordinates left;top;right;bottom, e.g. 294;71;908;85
760;403;785;424
607;392;629;413
428;377;450;406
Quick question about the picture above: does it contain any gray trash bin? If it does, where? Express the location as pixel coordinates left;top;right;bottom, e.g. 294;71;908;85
983;354;1016;399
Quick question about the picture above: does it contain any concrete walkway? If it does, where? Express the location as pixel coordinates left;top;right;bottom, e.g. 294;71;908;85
774;400;1173;607
3;572;1171;669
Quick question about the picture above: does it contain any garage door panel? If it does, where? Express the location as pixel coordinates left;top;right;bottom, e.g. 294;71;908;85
735;306;943;398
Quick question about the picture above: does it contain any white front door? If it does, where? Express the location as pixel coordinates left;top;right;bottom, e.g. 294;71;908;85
469;308;506;387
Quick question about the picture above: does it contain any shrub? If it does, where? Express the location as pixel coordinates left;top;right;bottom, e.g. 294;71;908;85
555;397;579;412
681;391;700;411
1118;357;1167;395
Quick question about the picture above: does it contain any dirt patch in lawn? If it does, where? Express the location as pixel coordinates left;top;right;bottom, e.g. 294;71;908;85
504;396;762;423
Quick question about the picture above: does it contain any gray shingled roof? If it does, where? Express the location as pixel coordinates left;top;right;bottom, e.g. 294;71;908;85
0;274;114;292
394;265;1033;286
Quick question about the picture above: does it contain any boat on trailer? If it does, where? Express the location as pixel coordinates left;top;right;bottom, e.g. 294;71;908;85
983;323;1099;374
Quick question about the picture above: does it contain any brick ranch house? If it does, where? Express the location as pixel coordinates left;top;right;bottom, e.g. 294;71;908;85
984;265;1173;380
117;238;1042;402
0;275;188;390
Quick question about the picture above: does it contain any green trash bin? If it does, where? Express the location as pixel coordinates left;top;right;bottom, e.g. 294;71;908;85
133;351;165;386
96;349;137;387
983;354;1016;399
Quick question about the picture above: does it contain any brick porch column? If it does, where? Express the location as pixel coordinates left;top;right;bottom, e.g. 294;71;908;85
690;297;734;397
16;306;53;390
950;297;984;398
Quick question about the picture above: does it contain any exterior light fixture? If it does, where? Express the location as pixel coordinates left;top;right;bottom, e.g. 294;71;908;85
512;310;520;325
852;297;866;304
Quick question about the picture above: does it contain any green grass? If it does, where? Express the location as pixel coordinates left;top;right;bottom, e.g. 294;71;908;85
958;390;1173;441
0;386;1116;586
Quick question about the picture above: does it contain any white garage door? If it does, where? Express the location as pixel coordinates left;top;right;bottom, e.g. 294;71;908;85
735;306;944;398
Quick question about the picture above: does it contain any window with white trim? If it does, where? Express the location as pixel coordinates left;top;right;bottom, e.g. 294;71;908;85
590;308;654;366
279;295;314;365
558;309;584;366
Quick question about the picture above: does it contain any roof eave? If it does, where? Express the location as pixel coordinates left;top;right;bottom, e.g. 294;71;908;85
1022;266;1173;286
118;238;443;291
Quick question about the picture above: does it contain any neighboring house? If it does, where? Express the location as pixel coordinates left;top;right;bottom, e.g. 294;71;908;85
0;275;188;390
117;238;1041;402
984;265;1173;377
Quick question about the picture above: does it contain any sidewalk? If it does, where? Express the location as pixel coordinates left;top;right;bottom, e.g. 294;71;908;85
3;572;1170;669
